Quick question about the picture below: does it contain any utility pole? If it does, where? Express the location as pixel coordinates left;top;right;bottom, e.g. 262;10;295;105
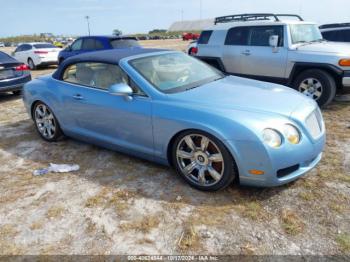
85;16;90;36
199;0;203;20
181;9;184;22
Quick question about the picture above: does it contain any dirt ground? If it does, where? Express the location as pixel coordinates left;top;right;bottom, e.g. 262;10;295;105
0;39;349;255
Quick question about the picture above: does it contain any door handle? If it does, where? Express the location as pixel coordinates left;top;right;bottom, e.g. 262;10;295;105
241;50;251;56
73;94;84;100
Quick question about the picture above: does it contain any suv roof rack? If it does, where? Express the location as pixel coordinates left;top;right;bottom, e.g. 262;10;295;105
319;23;350;29
214;13;304;24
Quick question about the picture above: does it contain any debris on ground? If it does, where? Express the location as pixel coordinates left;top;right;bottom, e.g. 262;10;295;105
33;163;80;176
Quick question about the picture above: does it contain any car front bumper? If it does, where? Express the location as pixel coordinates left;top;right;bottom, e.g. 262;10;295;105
0;74;31;93
226;131;326;187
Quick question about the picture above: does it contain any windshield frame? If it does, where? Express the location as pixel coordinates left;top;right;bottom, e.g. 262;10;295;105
128;52;225;94
289;23;324;44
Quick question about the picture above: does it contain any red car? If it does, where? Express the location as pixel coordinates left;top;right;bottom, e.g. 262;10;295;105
182;32;200;41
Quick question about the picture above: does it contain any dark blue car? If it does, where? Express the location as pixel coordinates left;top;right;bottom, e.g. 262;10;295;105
0;51;31;94
58;36;140;64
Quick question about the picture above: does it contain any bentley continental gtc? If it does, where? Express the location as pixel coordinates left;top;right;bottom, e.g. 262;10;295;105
22;49;326;191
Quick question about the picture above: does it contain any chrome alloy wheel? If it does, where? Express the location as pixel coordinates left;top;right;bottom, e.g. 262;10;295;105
299;78;323;100
176;134;224;187
34;104;56;139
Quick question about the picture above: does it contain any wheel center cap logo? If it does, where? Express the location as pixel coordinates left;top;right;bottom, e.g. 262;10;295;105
198;155;205;163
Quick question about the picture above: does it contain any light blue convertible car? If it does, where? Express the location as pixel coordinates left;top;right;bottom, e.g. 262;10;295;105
23;48;326;191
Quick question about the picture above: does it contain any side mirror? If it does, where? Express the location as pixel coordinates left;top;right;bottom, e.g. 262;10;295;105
108;83;133;100
269;35;279;48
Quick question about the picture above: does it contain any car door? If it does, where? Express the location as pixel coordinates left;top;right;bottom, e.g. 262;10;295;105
58;61;154;157
222;27;249;74
240;25;288;79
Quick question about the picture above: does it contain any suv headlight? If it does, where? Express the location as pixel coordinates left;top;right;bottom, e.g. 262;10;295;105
262;129;282;148
283;124;300;144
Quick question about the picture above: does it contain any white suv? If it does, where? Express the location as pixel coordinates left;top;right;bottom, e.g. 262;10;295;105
195;14;350;106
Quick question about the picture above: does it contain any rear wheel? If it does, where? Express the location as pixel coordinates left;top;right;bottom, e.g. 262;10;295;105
293;69;336;107
28;58;36;70
172;131;236;191
33;102;64;142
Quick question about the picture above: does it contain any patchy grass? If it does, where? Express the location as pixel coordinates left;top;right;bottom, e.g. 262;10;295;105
280;209;305;235
336;233;350;253
120;215;160;233
85;188;134;213
177;224;200;252
30;220;45;230
236;201;270;221
46;206;65;219
0;224;18;238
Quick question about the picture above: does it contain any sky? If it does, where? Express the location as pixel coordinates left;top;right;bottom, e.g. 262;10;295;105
0;0;350;37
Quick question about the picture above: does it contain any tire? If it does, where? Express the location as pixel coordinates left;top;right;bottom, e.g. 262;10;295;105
171;130;237;191
293;69;336;107
32;101;64;142
28;58;36;70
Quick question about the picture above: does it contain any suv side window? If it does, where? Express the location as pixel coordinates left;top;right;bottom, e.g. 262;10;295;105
71;39;83;51
225;27;249;45
82;39;96;50
198;30;213;44
343;29;350;41
249;26;284;47
322;30;337;41
95;39;104;49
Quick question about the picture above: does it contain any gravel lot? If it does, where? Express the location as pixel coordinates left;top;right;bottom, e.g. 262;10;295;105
0;39;349;255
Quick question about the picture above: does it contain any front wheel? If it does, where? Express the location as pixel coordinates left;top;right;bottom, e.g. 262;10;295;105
33;102;64;142
293;69;336;107
172;131;237;191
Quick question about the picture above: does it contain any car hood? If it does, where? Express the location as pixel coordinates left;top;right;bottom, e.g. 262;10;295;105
168;76;310;117
296;41;350;54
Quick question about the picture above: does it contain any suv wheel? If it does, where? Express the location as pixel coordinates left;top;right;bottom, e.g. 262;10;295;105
293;69;336;107
172;130;237;191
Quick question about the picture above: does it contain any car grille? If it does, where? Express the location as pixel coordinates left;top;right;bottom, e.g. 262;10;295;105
305;109;323;139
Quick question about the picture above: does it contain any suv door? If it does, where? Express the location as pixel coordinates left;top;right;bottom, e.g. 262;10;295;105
222;27;249;74
239;26;287;79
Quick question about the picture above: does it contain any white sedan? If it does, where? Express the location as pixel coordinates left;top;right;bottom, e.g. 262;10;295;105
13;43;61;70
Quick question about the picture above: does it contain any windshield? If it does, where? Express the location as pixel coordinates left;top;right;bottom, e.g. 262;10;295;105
33;43;56;49
290;24;323;44
129;52;224;94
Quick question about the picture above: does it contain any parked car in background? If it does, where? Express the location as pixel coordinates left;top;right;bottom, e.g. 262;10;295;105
0;42;5;47
194;13;350;107
0;51;31;94
320;23;350;42
13;43;61;70
23;48;325;191
58;36;140;64
187;40;198;55
182;32;200;41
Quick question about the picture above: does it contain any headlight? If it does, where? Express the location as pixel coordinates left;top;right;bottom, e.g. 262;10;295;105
283;124;300;144
262;129;282;148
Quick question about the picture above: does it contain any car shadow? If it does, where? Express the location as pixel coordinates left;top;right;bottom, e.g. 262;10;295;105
0;92;22;103
0;118;293;208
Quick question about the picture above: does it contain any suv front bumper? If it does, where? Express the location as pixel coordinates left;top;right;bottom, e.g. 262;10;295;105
342;71;350;87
